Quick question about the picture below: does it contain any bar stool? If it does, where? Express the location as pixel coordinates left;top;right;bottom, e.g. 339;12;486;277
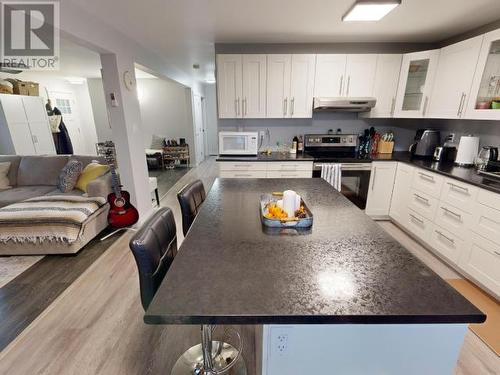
177;180;206;236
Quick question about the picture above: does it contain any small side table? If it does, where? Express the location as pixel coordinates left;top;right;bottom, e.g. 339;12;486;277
149;177;160;206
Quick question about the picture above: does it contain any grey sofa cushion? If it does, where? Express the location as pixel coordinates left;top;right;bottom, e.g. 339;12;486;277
0;186;55;208
70;155;106;168
0;155;21;186
17;156;69;186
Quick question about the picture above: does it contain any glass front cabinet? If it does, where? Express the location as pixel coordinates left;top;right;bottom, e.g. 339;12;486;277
394;50;440;118
465;28;500;120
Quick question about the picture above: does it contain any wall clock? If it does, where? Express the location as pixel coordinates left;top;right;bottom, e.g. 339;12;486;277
123;70;135;91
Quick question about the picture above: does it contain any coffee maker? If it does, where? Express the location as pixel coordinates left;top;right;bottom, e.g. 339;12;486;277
409;129;441;158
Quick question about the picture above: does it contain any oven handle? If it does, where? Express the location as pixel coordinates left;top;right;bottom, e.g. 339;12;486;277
313;163;372;171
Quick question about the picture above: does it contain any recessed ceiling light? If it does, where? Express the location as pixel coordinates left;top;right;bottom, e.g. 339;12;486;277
342;0;401;22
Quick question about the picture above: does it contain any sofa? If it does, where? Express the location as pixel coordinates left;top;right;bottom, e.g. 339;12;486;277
0;155;112;255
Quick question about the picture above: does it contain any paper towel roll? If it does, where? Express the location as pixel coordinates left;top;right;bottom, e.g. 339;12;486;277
283;190;297;218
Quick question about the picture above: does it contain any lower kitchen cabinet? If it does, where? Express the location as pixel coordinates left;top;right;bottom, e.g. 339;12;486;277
406;208;432;242
365;162;397;218
459;233;500;299
389;162;414;224
218;161;313;178
219;170;267;178
429;223;466;264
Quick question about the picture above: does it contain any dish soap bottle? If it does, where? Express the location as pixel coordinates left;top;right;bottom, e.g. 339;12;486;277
291;136;298;154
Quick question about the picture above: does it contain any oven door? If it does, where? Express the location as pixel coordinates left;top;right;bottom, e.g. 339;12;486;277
313;163;372;209
340;163;371;210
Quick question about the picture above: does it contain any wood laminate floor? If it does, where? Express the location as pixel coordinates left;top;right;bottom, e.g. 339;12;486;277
0;157;497;374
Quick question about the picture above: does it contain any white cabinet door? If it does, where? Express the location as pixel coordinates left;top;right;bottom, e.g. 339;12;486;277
267;54;291;118
389;162;414;224
29;121;56;154
8;121;36;154
365;162;397;218
289;54;316;118
464;28;500;120
428;36;483;119
22;96;48;123
366;54;402;118
216;54;243;118
394;50;440;118
0;94;28;123
344;54;377;97
313;54;346;97
242;54;267;118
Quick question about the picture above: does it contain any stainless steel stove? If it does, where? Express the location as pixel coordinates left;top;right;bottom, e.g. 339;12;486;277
305;134;371;209
478;160;500;181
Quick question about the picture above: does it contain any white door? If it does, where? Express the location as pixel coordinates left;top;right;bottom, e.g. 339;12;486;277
6;121;36;154
51;91;87;154
242;54;266;118
266;54;291;118
366;54;402;118
22;96;48;122
365;162;398;217
428;35;484;119
0;94;28;123
464;28;500;120
314;54;346;97
344;54;377;97
394;50;440;118
29;121;56;154
192;94;205;165
216;54;243;118
389;163;414;225
289;54;316;118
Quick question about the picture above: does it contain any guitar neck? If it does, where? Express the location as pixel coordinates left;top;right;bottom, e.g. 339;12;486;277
109;163;122;198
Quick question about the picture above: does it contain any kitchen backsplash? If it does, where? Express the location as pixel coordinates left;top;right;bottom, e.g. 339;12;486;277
218;113;500;152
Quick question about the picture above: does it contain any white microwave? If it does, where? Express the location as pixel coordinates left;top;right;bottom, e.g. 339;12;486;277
219;131;259;155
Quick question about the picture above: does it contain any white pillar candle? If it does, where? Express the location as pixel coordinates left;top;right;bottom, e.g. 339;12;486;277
283;190;297;218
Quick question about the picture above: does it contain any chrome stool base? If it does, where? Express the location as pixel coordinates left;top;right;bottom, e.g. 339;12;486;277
171;341;247;375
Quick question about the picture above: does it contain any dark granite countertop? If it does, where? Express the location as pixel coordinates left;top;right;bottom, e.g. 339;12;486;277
145;178;485;325
374;152;500;195
217;152;315;162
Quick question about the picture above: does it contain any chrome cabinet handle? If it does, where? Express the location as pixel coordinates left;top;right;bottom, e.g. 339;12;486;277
390;97;396;116
235;174;252;177
236;98;240;116
371;167;377;191
441;206;462;220
447;182;468;193
291;97;295;116
339;75;343;96
234;164;251;168
436;230;455;244
418;172;434;181
414;193;429;204
243;98;247;117
409;214;424;224
458;92;466;117
457;93;465;117
234;99;238;116
422;96;429;116
346;76;351;97
283;98;288;116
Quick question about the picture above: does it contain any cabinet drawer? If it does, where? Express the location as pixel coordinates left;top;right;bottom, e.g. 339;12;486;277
459;232;500;298
476;188;500;212
471;203;500;245
434;202;472;240
408;188;438;221
429;224;466;264
219;162;266;171
412;169;444;198
440;178;478;213
406;209;432;243
273;171;312;178
219;171;267;178
266;162;313;171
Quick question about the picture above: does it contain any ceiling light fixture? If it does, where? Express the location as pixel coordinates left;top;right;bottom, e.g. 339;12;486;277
342;0;401;22
65;76;86;85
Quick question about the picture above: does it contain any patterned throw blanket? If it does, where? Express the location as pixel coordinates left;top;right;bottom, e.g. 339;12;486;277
0;195;107;244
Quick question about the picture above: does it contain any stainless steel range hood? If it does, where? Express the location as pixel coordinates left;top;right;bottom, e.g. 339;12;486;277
313;97;376;113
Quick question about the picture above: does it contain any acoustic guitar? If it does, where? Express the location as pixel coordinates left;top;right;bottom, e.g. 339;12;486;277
104;151;139;228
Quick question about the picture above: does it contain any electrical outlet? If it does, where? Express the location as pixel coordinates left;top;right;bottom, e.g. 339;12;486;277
447;133;456;143
259;130;265;138
271;327;291;356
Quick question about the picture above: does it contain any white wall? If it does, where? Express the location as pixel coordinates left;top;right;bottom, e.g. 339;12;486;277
87;78;113;142
204;83;219;155
0;72;99;155
137;78;195;151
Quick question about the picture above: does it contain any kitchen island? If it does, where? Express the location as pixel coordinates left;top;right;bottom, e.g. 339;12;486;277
145;178;485;374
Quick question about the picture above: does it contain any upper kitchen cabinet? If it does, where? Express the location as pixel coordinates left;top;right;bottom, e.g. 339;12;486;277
314;54;377;97
242;54;267;118
464;28;500;120
217;54;243;118
216;54;266;119
428;36;483;119
314;55;346;97
267;54;316;118
363;54;402;118
394;50;440;118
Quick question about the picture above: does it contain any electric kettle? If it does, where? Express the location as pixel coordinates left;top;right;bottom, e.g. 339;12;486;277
475;146;499;170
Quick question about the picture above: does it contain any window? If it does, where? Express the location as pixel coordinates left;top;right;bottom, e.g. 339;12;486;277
55;98;72;114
